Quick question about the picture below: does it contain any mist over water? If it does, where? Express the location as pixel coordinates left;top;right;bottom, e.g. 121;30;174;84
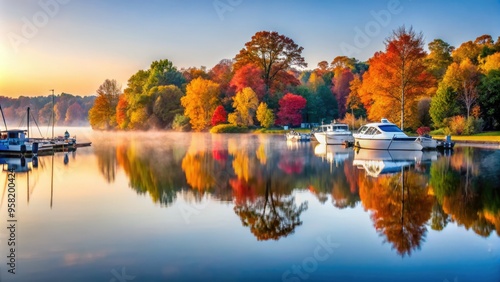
1;131;499;282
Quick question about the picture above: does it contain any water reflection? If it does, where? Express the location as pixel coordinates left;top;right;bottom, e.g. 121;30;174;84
430;147;500;237
73;134;500;251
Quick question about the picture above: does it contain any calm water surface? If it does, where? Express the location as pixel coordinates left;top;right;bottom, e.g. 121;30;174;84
1;129;499;282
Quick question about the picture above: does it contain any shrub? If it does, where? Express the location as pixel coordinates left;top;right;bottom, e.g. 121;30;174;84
340;113;367;130
210;124;250;133
172;114;191;131
416;126;431;136
464;117;484;135
446;115;467;135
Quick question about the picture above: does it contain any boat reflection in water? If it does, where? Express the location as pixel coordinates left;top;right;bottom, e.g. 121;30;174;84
313;143;352;167
353;149;438;177
0;155;38;173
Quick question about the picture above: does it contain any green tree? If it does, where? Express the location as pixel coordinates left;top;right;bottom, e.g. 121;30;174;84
151;85;184;128
181;77;220;131
256;102;275;128
479;70;500;129
228;87;259;126
425;39;454;81
430;85;460;127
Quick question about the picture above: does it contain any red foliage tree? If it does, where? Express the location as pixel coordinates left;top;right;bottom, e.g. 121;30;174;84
332;68;354;118
276;93;307;126
209;59;234;96
270;69;300;95
229;63;266;100
211;105;227;126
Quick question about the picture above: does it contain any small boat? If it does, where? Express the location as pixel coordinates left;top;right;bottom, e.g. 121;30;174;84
353;119;437;151
285;130;311;141
313;122;354;145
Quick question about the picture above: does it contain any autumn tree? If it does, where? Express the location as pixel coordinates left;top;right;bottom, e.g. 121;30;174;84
228;87;259;126
234;31;307;95
64;102;85;125
211;105;227;126
346;75;366;119
441;59;481;119
89;79;121;129
256;102;275;128
315;60;330;77
181;77;220;131
452;41;481;64
307;72;325;93
358;26;433;129
481;52;500;73
331;56;355;77
425;39;454;81
181;66;209;83
209;59;234;105
229;64;266;100
116;94;128;129
276;93;307;126
332;68;354;118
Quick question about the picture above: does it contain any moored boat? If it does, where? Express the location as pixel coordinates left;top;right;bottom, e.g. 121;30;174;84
0;129;51;156
285;130;311;141
353;119;437;150
313;122;354;145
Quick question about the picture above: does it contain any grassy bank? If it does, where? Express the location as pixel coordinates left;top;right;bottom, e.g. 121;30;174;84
432;132;500;143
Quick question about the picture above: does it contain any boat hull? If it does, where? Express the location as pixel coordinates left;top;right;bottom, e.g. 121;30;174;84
314;132;354;145
354;137;423;150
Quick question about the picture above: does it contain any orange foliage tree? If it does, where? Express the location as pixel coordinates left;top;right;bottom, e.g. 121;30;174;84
181;77;220;131
358;26;433;129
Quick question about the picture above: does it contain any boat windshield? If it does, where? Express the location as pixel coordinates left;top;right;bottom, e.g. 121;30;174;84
378;125;403;133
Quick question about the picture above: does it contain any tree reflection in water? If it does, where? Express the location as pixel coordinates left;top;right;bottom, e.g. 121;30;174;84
91;133;500;250
359;166;433;257
430;147;500;237
234;178;308;241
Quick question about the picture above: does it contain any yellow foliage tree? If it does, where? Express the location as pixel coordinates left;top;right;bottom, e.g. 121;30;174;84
228;87;259;126
481;52;500;73
256;102;275;128
181;77;220;131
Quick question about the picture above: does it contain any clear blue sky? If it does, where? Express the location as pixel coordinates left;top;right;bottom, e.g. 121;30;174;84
1;0;499;96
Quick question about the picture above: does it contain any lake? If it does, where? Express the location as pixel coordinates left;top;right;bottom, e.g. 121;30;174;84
1;129;500;282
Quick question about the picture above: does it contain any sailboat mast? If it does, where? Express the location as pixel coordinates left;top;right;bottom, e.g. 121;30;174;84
27;107;30;138
50;89;54;139
0;105;7;131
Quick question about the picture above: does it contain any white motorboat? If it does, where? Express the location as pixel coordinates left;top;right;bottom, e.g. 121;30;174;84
313;122;354;145
353;119;437;150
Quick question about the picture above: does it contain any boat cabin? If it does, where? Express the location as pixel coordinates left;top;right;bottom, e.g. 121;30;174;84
318;124;350;132
0;130;28;145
